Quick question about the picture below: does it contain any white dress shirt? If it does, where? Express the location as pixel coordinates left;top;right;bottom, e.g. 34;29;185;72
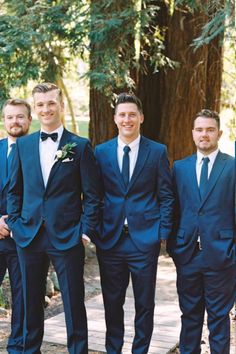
39;125;64;186
117;135;140;225
7;137;16;156
196;149;219;185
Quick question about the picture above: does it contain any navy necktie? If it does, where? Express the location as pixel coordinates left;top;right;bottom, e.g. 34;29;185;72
41;132;58;142
199;157;209;199
122;145;131;187
7;143;16;177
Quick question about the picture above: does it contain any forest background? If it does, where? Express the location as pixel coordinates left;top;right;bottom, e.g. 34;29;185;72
0;0;235;161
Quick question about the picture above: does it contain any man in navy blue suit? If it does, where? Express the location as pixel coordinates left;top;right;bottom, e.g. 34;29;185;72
168;109;236;353
7;83;102;354
0;98;32;353
95;93;174;354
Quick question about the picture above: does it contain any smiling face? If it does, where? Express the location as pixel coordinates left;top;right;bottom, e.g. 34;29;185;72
33;89;64;132
3;104;32;139
192;116;222;155
114;102;144;144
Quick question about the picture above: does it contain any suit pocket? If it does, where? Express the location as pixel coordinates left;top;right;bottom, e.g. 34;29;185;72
219;229;234;239
144;209;160;220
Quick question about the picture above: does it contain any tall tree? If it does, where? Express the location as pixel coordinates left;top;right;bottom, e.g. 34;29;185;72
139;1;224;162
89;0;227;162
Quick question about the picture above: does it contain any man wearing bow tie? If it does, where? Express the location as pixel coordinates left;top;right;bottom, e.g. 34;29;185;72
0;98;32;353
168;109;236;353
95;93;174;353
7;83;102;354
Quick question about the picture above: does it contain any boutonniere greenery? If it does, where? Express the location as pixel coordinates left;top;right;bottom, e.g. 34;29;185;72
55;142;77;161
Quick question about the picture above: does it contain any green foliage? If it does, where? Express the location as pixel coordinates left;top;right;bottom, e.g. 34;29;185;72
0;0;233;106
175;0;234;47
0;0;89;106
87;0;171;96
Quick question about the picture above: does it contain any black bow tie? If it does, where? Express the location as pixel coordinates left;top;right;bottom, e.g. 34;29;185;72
40;132;58;142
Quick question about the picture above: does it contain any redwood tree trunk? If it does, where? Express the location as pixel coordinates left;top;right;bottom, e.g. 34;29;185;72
138;3;224;163
89;89;116;146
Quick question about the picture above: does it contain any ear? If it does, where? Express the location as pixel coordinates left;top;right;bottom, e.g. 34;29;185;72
140;114;144;124
218;130;223;140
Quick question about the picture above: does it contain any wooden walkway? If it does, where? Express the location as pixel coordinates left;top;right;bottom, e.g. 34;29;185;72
44;256;181;353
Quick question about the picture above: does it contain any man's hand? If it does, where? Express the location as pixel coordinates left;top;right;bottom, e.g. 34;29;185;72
82;234;91;247
0;215;10;239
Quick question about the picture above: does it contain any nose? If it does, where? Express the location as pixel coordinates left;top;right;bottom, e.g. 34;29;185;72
201;130;209;136
41;104;49;113
12;116;18;123
123;114;131;121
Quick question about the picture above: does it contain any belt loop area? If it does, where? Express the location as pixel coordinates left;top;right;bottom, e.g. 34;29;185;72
123;224;129;235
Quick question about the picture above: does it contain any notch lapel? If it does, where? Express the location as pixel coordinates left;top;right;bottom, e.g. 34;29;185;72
186;155;201;204
200;151;227;205
127;136;150;192
108;138;126;190
0;139;8;189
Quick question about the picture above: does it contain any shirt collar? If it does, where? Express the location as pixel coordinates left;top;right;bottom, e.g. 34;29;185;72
197;148;219;165
7;137;16;148
40;125;64;142
118;135;141;150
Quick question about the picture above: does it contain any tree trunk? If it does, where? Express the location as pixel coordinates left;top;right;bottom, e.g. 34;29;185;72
138;3;224;164
57;75;78;134
89;88;116;147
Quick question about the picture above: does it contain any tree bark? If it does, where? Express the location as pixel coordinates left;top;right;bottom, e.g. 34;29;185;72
138;3;224;163
89;88;116;147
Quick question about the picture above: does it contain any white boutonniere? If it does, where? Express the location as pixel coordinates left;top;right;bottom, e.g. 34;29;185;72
55;142;77;161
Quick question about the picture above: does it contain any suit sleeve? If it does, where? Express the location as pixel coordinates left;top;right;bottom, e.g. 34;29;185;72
80;141;103;240
157;146;174;240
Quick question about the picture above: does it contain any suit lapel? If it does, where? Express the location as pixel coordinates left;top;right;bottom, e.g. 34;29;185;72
46;128;71;188
186;154;201;203
200;151;227;205
31;132;45;189
0;139;8;189
127;136;150;191
108;138;126;190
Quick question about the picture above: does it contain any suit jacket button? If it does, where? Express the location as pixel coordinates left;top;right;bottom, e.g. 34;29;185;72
44;196;48;201
198;211;204;216
125;195;129;199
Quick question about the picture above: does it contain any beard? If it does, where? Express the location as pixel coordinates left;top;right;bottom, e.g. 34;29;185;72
7;125;30;138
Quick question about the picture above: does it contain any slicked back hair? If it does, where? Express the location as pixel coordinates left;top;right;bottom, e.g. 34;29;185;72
32;82;63;102
194;109;220;129
114;93;143;114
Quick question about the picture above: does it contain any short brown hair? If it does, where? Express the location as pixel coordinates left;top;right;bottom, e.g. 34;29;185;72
2;98;31;118
114;92;143;114
194;109;220;128
32;82;63;102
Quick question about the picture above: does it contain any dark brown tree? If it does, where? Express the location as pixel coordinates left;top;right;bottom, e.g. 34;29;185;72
139;2;223;163
89;1;224;162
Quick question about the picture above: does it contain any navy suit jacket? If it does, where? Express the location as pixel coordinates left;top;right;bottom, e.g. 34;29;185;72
7;129;102;249
0;138;9;215
168;151;236;270
95;136;174;252
0;138;16;252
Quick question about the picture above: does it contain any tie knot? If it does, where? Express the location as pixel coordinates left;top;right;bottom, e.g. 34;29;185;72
202;157;210;164
41;132;58;142
123;145;131;154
